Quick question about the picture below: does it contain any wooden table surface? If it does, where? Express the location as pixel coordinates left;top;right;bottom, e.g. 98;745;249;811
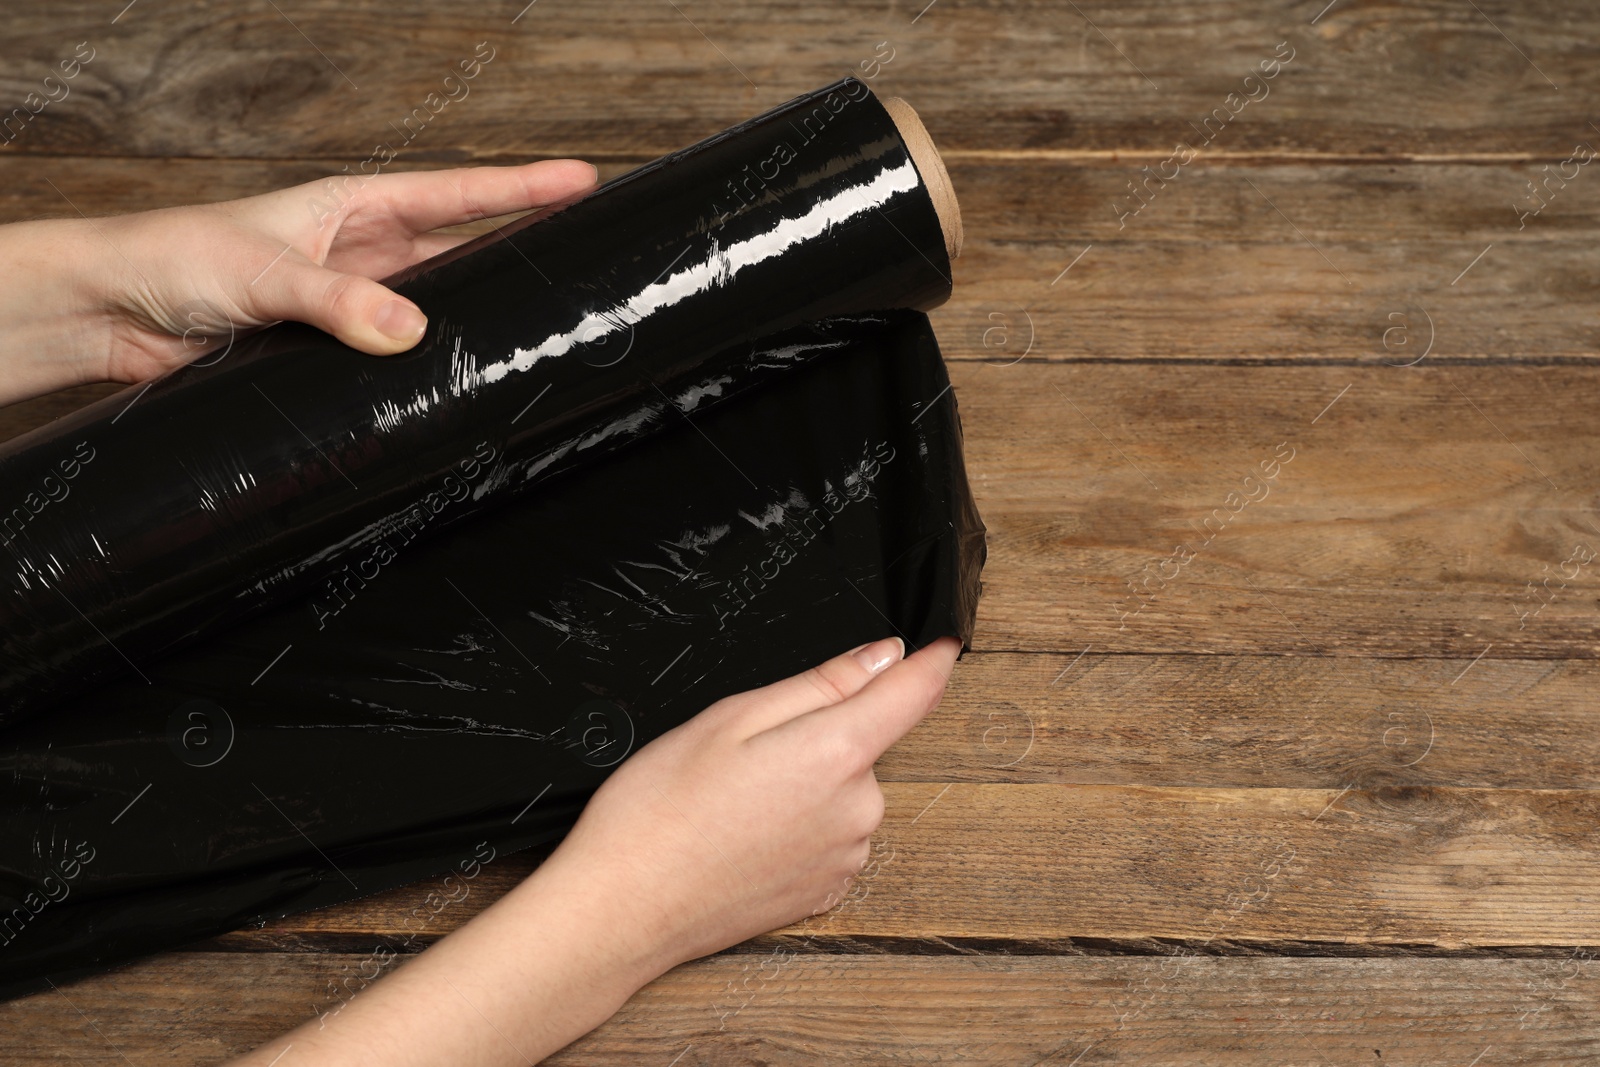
3;1;1599;1063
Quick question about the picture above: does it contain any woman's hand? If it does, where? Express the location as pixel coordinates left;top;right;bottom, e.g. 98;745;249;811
543;633;961;971
0;159;598;405
230;635;961;1067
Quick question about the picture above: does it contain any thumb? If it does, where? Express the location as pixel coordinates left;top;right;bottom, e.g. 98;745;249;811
249;257;428;354
799;636;960;760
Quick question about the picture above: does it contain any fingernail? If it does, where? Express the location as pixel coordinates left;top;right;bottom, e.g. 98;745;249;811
375;299;426;344
853;636;904;676
585;162;600;183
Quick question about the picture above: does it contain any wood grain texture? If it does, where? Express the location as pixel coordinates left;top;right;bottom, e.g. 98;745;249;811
952;362;1600;656
0;1;1597;158
884;653;1600;789
6;951;1591;1066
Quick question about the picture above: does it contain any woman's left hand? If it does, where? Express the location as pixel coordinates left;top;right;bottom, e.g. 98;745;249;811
0;159;598;406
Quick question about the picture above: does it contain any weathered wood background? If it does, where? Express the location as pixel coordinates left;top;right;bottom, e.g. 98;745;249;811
4;0;1599;1062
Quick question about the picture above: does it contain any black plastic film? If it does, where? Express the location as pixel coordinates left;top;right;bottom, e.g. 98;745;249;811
0;77;953;723
0;308;984;998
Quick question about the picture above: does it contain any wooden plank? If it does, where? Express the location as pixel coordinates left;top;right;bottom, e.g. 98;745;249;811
4;951;1591;1065
941;168;1600;363
883;653;1600;789
837;783;1600;948
0;2;1596;158
206;782;1600;951
951;361;1600;656
2;157;1595;363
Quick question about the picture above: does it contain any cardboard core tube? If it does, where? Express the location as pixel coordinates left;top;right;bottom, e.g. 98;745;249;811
882;96;963;261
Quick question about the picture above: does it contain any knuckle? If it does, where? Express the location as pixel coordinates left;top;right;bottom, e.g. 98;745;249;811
856;783;886;835
702;691;770;736
697;692;743;727
847;743;881;778
800;663;851;707
320;273;368;323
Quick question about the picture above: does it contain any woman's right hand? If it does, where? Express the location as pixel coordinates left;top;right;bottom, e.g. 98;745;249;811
535;633;961;974
229;635;962;1067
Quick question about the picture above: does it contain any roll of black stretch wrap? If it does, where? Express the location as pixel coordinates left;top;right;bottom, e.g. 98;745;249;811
0;309;983;998
0;77;953;723
0;80;985;997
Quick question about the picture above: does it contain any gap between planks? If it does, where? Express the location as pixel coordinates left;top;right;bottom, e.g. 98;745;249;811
194;929;1600;961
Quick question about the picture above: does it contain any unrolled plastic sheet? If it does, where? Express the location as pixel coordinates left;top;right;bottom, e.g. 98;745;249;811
0;79;985;998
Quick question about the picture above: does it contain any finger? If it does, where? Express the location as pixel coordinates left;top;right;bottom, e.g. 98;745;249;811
722;635;906;734
798;636;960;762
361;160;599;234
246;256;427;355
